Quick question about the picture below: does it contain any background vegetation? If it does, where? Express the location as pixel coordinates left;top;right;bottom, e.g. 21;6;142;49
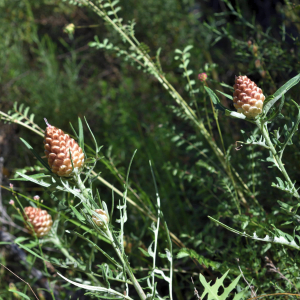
1;0;300;299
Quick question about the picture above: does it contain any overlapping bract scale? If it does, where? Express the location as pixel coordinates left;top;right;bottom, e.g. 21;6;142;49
233;75;265;118
23;207;53;237
44;125;84;177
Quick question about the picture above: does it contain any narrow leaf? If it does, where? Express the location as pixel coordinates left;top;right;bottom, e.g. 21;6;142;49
263;73;300;115
20;138;52;172
78;117;84;151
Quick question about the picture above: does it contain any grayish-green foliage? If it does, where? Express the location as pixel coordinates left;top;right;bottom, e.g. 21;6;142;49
1;0;300;299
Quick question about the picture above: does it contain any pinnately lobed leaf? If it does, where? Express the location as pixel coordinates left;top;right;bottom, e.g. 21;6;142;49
199;270;246;300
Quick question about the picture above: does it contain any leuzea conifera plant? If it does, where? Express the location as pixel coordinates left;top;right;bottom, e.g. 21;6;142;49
205;73;300;251
17;118;189;300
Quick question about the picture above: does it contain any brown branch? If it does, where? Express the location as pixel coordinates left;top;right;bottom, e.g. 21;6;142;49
0;263;40;300
248;293;300;300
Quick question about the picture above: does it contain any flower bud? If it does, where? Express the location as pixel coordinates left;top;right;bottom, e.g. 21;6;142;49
44;120;85;177
23;207;53;237
198;73;207;82
252;44;258;55
233;75;265;118
92;209;109;227
63;23;75;35
255;59;261;68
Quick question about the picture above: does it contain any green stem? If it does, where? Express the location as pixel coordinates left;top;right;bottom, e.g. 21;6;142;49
256;119;299;198
36;243;56;300
82;0;248;208
107;231;147;300
75;173;92;205
73;173;146;300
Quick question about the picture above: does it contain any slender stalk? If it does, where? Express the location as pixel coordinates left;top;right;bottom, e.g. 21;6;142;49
74;172;146;300
37;243;56;300
82;0;249;208
75;173;92;204
107;230;147;300
182;60;200;119
209;94;226;155
0;111;44;137
164;222;173;300
255;119;299;198
203;96;214;137
151;192;160;296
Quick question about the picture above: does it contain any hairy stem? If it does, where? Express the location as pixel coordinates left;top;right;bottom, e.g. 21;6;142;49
107;230;147;300
255;119;299;199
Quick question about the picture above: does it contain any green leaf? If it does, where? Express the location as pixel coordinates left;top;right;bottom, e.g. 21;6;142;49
11;173;50;181
66;230;115;263
183;45;193;53
57;273;133;300
16;172;51;187
199;270;243;300
138;247;150;257
20;138;52;173
236;135;269;149
14;237;29;243
177;248;219;269
69;122;79;140
264;95;284;121
23;106;30;118
279;100;300;154
263;73;300;115
204;86;229;114
216;90;233;100
271;177;297;198
70;206;86;222
78;117;84;152
15;242;51;261
209;216;300;250
225;111;246;120
8;290;31;300
84;117;99;153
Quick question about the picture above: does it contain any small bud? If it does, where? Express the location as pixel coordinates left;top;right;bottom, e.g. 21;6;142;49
233;75;266;118
23;207;53;237
255;59;261;68
125;242;132;254
92;209;109;228
247;40;252;47
9;183;13;189
260;70;266;78
9;283;21;300
198;73;207;82
252;44;258;55
63;23;75;36
33;195;40;201
9;200;14;205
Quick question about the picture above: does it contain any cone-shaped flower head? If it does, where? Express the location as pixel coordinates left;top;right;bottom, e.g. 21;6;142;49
44;121;84;177
23;207;53;237
233;76;266;118
92;209;109;227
